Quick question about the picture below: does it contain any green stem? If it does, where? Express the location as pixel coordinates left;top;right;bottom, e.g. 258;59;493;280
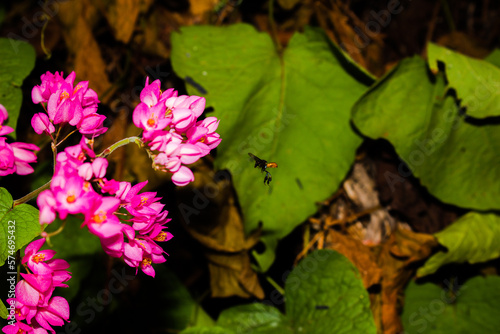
13;180;52;207
97;136;144;158
40;13;52;59
268;0;282;53
439;0;455;31
265;275;285;296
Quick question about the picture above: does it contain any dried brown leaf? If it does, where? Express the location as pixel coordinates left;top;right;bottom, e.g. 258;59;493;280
58;0;112;101
326;230;382;288
180;169;264;299
105;0;153;43
376;225;438;334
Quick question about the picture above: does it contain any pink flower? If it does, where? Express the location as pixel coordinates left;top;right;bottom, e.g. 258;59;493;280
5;239;72;334
10;142;39;175
77;111;107;136
31;113;55;135
0;104;14;136
0;138;39;176
165;95;205;132
187;117;222;152
37;190;57;225
46;88;82;126
34;297;69;332
53;176;92;218
92;157;108;179
100;178;120;195
2;320;34;334
77;162;93;180
0;137;15;176
139;78;161;107
115;181;132;200
31;71;69;104
22;239;57;275
132;102;170;135
32;71;106;137
171;166;194;186
83;197;122;239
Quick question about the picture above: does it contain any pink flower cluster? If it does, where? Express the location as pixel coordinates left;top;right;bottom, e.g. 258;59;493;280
3;239;71;334
0;104;39;176
31;71;107;137
37;139;172;277
132;78;221;186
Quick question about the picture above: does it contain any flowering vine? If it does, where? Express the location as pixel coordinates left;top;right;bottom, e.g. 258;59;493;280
2;71;221;334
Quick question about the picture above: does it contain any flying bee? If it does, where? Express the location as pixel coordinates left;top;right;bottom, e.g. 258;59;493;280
248;153;278;185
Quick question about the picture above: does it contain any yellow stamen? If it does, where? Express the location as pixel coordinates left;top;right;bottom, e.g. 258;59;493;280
141;258;152;267
154;232;167;242
59;91;70;102
92;211;107;224
32;254;45;263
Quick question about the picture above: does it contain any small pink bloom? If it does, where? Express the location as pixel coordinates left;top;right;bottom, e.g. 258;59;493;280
0;138;15;176
171;166;194;186
10;142;39;175
31;113;55;135
83;197;122;239
0;104;14;136
53;176;89;218
2;320;33;334
78;162;93;180
132;102;170;135
34;296;70;332
178;143;203;164
22;239;56;275
91;157;108;178
37;190;57;225
139;78;161;107
16;280;41;307
77;109;107;137
101;178;120;195
46;87;83;126
115;181;132;200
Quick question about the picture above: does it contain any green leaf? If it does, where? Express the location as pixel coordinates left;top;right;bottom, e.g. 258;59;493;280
417;212;500;277
0;187;41;266
402;276;500;334
0;38;36;138
352;56;500;211
181;327;232;334
180;250;375;333
171;24;368;270
427;43;500;118
0;299;8;320
286;250;376;334
484;49;500;68
217;303;292;333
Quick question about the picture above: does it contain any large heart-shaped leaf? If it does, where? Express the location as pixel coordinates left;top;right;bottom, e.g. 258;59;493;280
0;38;36;138
285;250;376;333
180;250;376;334
428;43;500;118
171;24;369;270
0;187;41;266
417;212;500;277
352;56;500;211
402;276;500;333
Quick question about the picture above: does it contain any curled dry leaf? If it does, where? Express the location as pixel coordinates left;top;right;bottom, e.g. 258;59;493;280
58;0;112;101
179;165;264;299
104;0;154;44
